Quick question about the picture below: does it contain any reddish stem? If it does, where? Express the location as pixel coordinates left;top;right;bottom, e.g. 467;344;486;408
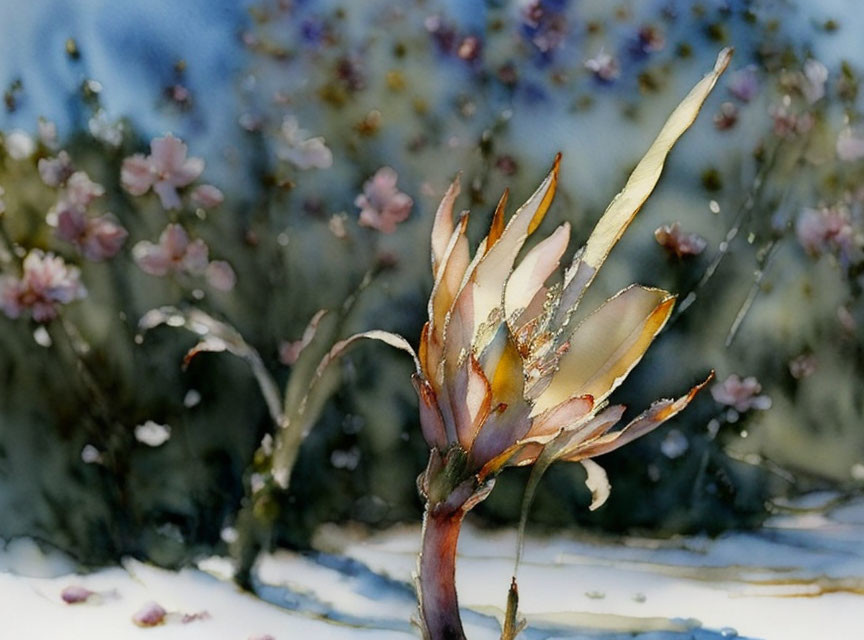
418;504;467;640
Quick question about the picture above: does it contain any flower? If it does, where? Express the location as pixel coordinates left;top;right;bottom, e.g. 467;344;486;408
796;205;861;264
837;128;864;162
654;222;708;257
0;250;86;322
355;167;413;233
585;50;620;83
132;602;166;627
276;116;333;170
121;134;204;209
727;65;759;102
713;102;739;131
802;59;828;104
711;374;772;412
322;47;731;640
191;184;224;208
133;224;209;277
4;129;35;159
205;260;236;291
38;151;74;187
56;209;128;261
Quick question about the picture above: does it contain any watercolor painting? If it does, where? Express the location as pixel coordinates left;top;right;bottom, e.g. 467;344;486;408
0;1;862;639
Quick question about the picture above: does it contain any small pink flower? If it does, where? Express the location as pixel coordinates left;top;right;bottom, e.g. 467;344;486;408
837;128;864;162
191;184;224;208
38;151;74;187
713;102;739;131
0;250;86;322
727;65;759;102
65;171;105;207
355;167;413;233
277;116;333;170
133;224;209;277
132;602;166;627
654;222;707;257
61;585;94;604
585;50;620;83
788;354;817;380
796;206;860;263
711;374;772;413
205;260;236;291
121;134;204;210
770;105;813;138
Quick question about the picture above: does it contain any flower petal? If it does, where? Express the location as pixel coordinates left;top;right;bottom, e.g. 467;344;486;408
505;222;570;326
534;285;675;413
581;459;611;511
524;393;594;441
555;48;732;327
430;175;461;276
448;354;492;449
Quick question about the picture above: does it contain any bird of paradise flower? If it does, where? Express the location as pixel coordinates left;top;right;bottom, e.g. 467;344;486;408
321;48;732;639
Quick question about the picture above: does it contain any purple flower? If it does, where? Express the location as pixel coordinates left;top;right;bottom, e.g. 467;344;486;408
355;167;413;233
121;134;204;209
133;224;209;277
654;222;707;257
727;65;759;102
711;374;772;412
0;250;86;322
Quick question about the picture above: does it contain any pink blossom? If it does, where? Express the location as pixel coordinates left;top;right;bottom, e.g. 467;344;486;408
713;102;739;131
133;224;209;277
796;206;860;263
585;50;620;82
205;260;236;291
654;222;707;257
0;250;86;322
711;374;772;413
727;65;759;102
65;171;105;207
56;208;127;261
121;134;204;209
837;128;864;162
61;585;94;604
355;167;413;233
770;105;813;138
191;184;224;208
38;151;74;187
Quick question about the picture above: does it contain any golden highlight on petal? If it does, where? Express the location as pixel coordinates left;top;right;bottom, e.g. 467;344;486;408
485;188;509;252
534;286;675;413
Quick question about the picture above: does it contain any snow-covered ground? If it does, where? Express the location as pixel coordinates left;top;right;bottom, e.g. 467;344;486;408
2;493;862;639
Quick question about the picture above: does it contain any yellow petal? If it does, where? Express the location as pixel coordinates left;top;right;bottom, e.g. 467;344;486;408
505;222;570;326
533;285;674;413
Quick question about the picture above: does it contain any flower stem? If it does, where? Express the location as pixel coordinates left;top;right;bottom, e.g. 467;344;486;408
419;504;467;640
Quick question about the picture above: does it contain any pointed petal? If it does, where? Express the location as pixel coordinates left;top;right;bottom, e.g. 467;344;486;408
431;175;461;276
412;374;448;450
555;48;732;325
524;393;593;440
449;354;492;449
534;285;675;412
581;459;611;511
505;222;570;325
469;154;560;344
562;373;713;461
485;188;509;253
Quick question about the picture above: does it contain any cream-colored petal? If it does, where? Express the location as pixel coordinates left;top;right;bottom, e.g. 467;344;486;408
554;48;732;327
430;175;461;276
581;459;611;511
505;222;570;326
533;285;675;413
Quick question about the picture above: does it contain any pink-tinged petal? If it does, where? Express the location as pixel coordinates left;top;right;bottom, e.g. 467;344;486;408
534;285;675;413
183;239;210;275
121;154;154;195
413;374;448;450
470;401;533;471
430;175;461;276
55;208;88;244
150;135;189;174
159;224;190;259
524;393;593;440
191;184;224;208
65;171;105;207
61;585;94;604
153;180;182;210
172;156;205;187
554;48;732;326
133;241;171;276
206;260;236;291
448;354;492;450
562;373;713;462
132;602;166;627
505;221;570;325
38;151;74;187
81;216;128;261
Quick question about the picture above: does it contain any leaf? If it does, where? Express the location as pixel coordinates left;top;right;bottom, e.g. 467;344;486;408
139;306;283;426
